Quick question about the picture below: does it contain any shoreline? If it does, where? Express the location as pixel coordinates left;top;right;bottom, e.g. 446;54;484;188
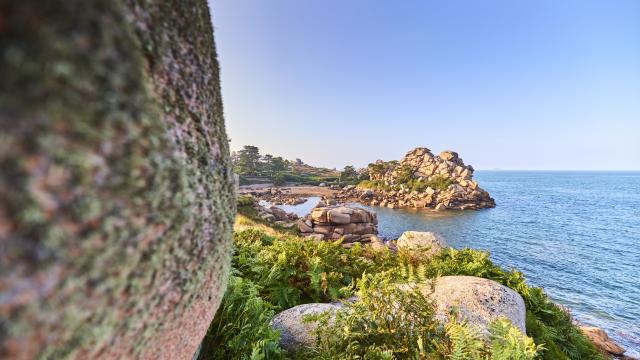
240;184;638;358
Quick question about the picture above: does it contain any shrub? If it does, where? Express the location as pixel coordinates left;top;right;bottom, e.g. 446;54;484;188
424;175;453;191
307;273;541;360
200;226;602;360
198;275;283;360
272;172;285;186
237;195;255;207
233;229;377;308
306;272;443;359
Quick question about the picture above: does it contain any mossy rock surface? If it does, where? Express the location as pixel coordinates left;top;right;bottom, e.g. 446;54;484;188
0;0;234;358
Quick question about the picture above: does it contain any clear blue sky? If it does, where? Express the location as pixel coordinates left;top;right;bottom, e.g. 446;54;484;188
208;0;639;170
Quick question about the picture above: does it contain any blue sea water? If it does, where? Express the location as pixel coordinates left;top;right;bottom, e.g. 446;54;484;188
360;171;640;355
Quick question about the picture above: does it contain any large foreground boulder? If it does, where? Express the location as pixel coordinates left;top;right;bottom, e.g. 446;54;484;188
428;276;526;334
270;303;344;354
0;1;234;359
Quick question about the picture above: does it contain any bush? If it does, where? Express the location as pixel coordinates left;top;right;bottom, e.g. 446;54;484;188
424;175;453;191
272;172;285;186
198;275;284;360
306;272;443;359
200;224;602;360
237;195;255;207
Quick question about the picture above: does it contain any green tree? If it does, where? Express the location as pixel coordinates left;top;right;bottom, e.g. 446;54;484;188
235;145;261;175
271;157;288;173
340;165;358;182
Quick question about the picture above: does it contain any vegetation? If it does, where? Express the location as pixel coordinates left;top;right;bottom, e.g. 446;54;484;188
305;273;541;360
232;145;339;186
339;165;362;185
367;161;399;180
199;212;602;359
358;175;453;193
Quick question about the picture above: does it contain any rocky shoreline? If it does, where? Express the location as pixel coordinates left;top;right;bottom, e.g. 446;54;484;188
242;193;634;359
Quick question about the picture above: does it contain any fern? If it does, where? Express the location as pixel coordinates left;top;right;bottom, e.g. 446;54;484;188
199;220;603;360
445;319;484;360
488;318;542;360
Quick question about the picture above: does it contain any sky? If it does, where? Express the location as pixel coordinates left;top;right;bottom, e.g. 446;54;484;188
208;0;640;170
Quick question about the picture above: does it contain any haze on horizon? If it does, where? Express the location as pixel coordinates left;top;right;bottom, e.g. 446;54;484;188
210;0;640;171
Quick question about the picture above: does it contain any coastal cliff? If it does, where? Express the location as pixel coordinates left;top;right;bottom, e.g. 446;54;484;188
340;147;495;210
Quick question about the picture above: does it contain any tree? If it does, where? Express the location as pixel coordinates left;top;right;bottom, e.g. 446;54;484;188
271;156;288;173
340;165;358;182
235;145;261;175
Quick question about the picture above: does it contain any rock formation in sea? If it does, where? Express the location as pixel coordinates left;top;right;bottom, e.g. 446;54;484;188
0;1;234;358
339;147;495;210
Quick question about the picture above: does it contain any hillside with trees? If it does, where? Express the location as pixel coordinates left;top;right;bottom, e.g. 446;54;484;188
232;145;363;186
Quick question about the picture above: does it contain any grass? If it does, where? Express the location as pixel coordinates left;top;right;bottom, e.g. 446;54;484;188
198;209;603;359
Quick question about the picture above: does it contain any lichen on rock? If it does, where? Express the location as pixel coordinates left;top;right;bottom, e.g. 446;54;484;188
0;0;234;359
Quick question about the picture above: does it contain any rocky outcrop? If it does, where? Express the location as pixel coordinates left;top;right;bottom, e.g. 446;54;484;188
298;206;380;246
579;326;627;358
339;147;495;210
0;1;234;359
269;303;343;354
426;276;526;335
396;231;444;257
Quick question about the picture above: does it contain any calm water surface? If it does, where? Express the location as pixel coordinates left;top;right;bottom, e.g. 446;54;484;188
359;171;640;355
278;172;640;354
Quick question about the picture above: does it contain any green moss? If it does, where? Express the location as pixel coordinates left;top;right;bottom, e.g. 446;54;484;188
0;0;235;358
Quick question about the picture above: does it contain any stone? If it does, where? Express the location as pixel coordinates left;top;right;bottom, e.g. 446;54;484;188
427;276;526;335
297;219;314;233
313;225;333;235
270;303;343;354
370;236;387;251
270;206;289;221
327;209;352;224
306;234;325;241
305;206;378;246
0;1;235;358
275;221;296;229
579;326;626;356
311;208;329;223
396;231;444;257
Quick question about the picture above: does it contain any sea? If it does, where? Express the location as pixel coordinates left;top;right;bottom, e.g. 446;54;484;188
276;171;640;355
